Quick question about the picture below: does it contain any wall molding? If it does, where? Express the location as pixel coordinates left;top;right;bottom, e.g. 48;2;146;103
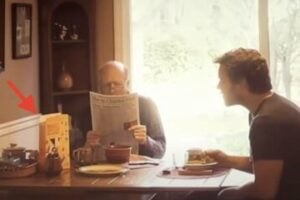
0;114;40;137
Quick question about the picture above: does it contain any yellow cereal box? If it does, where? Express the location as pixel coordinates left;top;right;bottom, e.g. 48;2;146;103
39;113;70;170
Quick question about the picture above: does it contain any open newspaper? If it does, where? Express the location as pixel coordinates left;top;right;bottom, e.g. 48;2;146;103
89;92;140;154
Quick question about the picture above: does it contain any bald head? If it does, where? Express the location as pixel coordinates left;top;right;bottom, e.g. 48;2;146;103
99;61;128;79
98;61;129;95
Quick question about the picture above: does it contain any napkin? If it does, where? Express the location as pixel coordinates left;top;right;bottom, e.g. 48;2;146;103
127;154;160;169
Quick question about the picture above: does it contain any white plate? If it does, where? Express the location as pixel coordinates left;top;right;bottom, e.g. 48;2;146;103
76;164;129;176
184;162;218;170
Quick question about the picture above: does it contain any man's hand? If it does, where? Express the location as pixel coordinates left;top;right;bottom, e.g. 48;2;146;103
205;149;230;167
206;149;252;172
128;125;147;144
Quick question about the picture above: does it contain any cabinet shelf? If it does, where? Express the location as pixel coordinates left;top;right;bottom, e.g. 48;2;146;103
53;90;89;96
39;0;96;135
52;39;87;44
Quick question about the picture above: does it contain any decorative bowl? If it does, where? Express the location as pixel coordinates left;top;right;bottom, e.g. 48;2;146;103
104;145;131;163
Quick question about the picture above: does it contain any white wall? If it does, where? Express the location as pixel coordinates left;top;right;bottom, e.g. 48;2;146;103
0;114;40;153
0;0;39;123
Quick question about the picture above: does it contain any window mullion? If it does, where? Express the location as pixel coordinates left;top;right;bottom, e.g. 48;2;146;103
258;0;270;65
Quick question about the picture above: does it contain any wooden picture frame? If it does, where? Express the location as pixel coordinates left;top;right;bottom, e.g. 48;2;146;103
12;3;32;59
0;0;4;71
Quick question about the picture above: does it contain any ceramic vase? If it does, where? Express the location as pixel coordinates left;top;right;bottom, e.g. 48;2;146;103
57;63;73;90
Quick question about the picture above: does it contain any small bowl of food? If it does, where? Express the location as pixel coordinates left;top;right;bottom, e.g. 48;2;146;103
104;144;132;163
184;148;217;170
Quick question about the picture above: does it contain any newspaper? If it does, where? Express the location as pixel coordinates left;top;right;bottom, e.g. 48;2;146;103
89;92;140;154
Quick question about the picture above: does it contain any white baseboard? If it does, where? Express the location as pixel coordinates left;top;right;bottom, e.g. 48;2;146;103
0;114;41;152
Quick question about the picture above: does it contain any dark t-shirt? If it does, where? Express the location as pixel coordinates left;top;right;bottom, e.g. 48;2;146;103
249;93;300;200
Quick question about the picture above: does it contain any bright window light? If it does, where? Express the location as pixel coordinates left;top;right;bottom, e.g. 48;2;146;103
131;0;258;160
269;0;300;105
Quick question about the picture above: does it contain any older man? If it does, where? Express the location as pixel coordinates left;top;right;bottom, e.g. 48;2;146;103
205;48;300;200
86;61;166;159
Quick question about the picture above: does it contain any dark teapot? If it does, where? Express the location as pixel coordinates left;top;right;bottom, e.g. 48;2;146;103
2;143;36;162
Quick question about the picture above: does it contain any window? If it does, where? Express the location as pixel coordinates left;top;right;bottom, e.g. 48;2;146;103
131;0;259;160
269;0;300;105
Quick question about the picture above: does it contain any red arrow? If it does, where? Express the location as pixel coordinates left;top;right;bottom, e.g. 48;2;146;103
7;80;37;114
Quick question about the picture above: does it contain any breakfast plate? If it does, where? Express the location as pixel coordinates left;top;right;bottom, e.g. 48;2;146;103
76;164;129;176
184;162;218;170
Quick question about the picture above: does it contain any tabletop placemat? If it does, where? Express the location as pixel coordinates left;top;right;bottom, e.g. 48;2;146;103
157;167;229;179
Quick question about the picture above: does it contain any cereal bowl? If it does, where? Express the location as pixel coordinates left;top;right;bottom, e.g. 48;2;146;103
104;145;131;163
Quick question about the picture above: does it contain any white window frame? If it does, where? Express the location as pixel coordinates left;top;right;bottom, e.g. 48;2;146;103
258;0;270;65
113;0;132;88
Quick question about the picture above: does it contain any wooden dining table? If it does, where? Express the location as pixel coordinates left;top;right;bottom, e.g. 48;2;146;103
0;161;254;200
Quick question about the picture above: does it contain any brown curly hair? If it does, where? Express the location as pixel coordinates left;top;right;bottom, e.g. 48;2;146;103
215;48;272;94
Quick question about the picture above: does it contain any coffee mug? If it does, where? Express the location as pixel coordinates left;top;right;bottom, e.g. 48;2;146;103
185;148;205;163
73;147;93;165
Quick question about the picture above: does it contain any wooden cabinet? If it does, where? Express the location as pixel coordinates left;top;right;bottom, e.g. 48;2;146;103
39;0;96;134
0;0;4;72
